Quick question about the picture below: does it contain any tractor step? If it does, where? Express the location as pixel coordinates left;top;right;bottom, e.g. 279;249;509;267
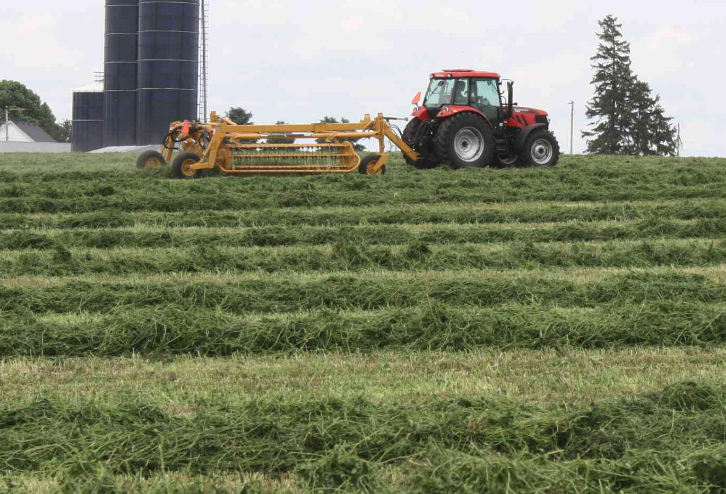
495;138;509;157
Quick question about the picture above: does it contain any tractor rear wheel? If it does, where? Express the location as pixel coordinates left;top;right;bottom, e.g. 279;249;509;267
358;154;386;175
521;130;560;167
402;118;438;170
136;150;166;170
436;113;494;169
172;152;202;179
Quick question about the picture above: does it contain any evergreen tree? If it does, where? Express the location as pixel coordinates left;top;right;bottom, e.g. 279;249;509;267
582;15;634;154
628;78;656;155
649;100;678;156
583;16;678;156
627;79;678;156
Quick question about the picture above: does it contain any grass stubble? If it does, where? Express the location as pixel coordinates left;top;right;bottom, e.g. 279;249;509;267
0;152;725;492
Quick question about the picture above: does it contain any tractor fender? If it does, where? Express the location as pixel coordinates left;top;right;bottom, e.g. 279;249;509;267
514;123;547;153
437;106;493;129
412;107;430;121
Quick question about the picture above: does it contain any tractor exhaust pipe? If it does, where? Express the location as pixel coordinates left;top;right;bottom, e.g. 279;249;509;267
507;81;514;119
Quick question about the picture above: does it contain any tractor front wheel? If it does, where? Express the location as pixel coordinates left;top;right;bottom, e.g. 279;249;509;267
436;113;494;169
172;152;202;179
358;154;387;175
522;130;560;167
136;150;166;170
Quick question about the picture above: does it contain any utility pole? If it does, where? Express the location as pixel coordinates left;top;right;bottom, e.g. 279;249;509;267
4;107;25;142
568;101;575;154
677;123;683;157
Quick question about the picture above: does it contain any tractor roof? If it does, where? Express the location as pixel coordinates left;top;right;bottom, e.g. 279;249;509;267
431;69;500;79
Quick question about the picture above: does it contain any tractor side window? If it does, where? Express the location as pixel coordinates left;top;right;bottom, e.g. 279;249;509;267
424;79;455;108
472;79;500;122
453;79;469;105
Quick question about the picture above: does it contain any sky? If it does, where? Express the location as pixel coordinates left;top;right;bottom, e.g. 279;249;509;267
1;0;724;157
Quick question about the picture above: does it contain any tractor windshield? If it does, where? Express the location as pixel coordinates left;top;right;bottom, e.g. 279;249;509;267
423;78;456;108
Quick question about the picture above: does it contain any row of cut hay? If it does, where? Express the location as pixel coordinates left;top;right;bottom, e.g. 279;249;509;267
1;183;725;213
9;263;726;287
0;155;723;187
2;270;723;316
1;239;725;277
2;301;725;356
0;383;724;489
5;447;726;493
1;217;725;250
3;349;725;416
3;197;726;230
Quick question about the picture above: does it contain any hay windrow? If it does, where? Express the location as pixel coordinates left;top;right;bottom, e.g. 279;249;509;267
0;385;724;492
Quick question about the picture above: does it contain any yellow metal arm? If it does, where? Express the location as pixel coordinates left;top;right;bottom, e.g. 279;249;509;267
169;112;422;177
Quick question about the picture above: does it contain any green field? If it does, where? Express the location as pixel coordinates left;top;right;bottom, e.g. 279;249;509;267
1;152;725;493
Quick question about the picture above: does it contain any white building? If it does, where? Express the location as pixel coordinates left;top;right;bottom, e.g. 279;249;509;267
1;121;57;143
0;120;71;153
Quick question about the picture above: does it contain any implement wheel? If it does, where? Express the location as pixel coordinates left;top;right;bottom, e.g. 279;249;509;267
172;152;202;179
136;150;166;170
358;154;386;175
402;118;438;170
436;113;494;169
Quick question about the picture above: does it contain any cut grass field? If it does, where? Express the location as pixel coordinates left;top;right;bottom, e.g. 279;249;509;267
1;151;725;493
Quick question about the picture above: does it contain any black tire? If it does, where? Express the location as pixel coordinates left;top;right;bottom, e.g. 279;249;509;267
136;150;166;170
521;130;560;167
435;113;495;169
358;154;387;175
172;152;202;179
401;118;438;170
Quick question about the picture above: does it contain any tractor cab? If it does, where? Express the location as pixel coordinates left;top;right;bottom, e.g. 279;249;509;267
421;70;504;128
405;69;559;169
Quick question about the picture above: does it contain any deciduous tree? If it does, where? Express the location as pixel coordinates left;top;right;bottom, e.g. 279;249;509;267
225;107;256;143
0;80;68;142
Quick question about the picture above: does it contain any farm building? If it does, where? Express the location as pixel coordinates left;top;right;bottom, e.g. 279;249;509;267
0;121;71;153
0;121;57;143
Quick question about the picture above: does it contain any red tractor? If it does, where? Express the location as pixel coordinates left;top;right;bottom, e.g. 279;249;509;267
402;69;559;169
